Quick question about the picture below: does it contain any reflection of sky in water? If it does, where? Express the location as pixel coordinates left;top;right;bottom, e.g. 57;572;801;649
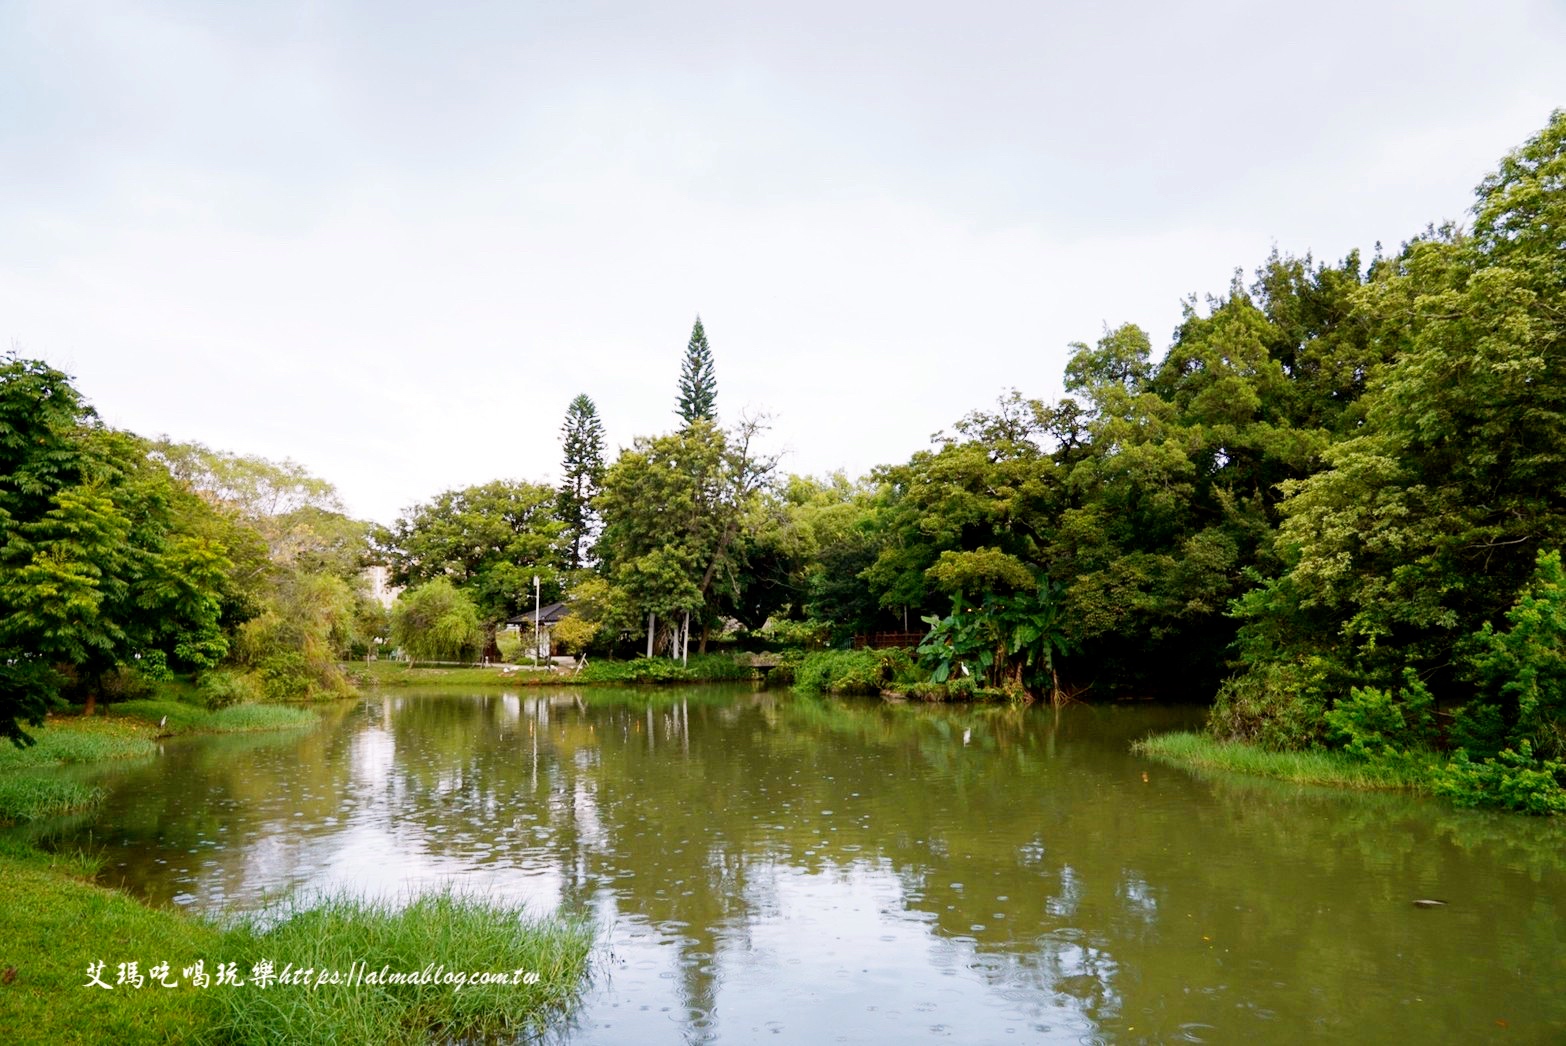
577;862;1114;1043
46;688;1566;1044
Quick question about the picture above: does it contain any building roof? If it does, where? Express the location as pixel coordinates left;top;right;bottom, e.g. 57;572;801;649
505;601;571;626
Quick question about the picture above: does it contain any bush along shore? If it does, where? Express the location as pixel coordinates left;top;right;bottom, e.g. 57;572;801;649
780;649;1020;702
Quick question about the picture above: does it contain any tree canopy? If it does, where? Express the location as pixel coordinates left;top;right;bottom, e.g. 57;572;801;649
676;317;718;424
557;393;605;572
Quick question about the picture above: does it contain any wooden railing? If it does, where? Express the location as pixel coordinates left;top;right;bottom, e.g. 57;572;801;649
851;632;924;650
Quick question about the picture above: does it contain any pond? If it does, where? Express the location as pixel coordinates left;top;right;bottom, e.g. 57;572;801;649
36;686;1566;1042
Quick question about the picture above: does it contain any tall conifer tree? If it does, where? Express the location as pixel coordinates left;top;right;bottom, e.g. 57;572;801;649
676;316;718;424
557;393;605;570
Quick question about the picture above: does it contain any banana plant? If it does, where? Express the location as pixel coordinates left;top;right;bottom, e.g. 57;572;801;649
916;599;994;684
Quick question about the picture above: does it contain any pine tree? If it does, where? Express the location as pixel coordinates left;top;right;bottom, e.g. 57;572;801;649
676;316;718;424
557;393;605;570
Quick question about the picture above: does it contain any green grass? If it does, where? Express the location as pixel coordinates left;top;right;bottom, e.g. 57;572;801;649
107;700;317;735
0;775;106;823
0;717;158;769
213;891;594;1044
0;850;596;1045
1134;731;1429;791
1;848;229;1044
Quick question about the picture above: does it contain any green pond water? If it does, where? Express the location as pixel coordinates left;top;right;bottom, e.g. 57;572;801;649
35;686;1566;1042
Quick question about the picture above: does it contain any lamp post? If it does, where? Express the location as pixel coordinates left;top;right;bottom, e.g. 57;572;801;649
533;575;540;668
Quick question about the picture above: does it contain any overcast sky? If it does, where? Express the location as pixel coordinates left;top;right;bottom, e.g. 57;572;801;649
3;1;1564;523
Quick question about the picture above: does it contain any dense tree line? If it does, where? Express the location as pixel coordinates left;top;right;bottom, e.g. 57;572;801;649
4;116;1563;813
0;359;381;742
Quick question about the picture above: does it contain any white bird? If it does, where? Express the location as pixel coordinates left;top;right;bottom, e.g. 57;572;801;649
158;715;167;729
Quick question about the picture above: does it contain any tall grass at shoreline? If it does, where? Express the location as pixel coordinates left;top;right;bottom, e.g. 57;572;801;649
0;717;157;768
110;699;317;734
1134;731;1429;790
1;850;597;1046
0;775;106;822
212;890;594;1045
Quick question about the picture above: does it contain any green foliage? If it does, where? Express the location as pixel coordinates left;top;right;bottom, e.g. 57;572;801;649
89;664;157;703
1221;113;1566;741
551;614;599;657
1323;669;1438;760
915;579;1071;697
1449;701;1508;760
1207;657;1333;750
1468;549;1566;757
391;578;485;664
208;891;594;1045
916;606;993;685
1432;741;1566;815
595;417;776;645
557;393;606;570
198;668;258;710
255;653;314;701
903;681;950;702
0;847;592;1046
760;616;830;650
676;315;718;424
0;363;249;739
575;654;752;683
383;480;565;629
793;649;916;695
109;697;315;733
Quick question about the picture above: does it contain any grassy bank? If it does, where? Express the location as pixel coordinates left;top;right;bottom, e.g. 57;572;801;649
0;705;315;827
0;848;594;1045
1133;732;1429;791
360;654;758;689
0;717;158;770
0;706;315;775
107;700;317;735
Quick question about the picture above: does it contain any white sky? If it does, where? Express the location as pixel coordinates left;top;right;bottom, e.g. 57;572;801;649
4;1;1564;523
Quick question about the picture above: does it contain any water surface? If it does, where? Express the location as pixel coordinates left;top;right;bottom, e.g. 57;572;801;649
37;687;1566;1042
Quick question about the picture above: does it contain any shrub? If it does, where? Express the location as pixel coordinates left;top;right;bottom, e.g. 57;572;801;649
1207;657;1333;750
1449;700;1508;760
794;649;917;695
904;682;948;702
552;615;599;657
198;670;257;711
256;653;313;702
134;650;173;681
1432;741;1566;815
1323;669;1437;759
391;579;484;663
96;665;156;703
574;654;752;684
1467;549;1566;758
762;618;830;651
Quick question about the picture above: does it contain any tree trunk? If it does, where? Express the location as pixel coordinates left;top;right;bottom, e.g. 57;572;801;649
699;621;709;654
